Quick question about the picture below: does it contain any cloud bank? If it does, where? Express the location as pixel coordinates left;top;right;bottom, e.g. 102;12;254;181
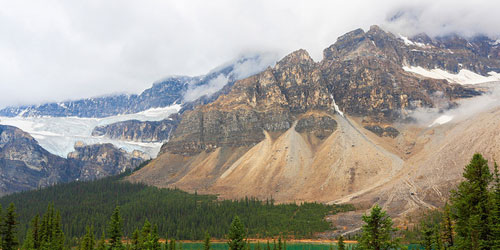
1;0;500;108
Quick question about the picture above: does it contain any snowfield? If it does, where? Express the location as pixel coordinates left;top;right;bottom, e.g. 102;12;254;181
0;104;181;158
403;65;500;85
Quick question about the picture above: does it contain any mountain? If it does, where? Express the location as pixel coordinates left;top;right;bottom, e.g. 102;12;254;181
0;125;148;195
127;25;500;228
0;55;276;118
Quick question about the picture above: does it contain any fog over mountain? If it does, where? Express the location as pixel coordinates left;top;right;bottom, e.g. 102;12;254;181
1;0;499;108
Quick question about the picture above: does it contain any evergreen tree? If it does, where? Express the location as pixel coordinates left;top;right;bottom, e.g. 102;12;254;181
131;229;140;250
337;235;345;250
204;232;211;250
450;153;493;250
491;162;500;249
278;237;282;250
80;226;95;250
433;225;444;250
21;228;35;250
421;225;433;250
96;232;106;250
148;224;160;250
108;206;124;249
441;203;454;249
266;240;271;250
227;216;246;250
2;203;19;250
358;205;400;250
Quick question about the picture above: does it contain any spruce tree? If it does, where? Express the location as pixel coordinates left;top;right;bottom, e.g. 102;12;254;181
421;225;433;250
204;232;211;250
491;162;500;249
266;240;271;250
441;203;454;249
227;216;246;250
358;205;400;250
96;232;106;250
337;235;345;250
131;229;140;250
2;203;19;250
450;153;493;250
80;226;95;250
22;228;35;250
108;206;124;249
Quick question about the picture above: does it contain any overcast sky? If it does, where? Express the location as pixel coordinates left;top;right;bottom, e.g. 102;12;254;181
0;0;499;108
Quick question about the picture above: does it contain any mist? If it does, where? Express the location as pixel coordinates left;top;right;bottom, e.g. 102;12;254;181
1;0;500;108
409;83;500;127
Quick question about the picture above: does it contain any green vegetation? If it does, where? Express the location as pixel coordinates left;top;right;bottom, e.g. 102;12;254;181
0;173;353;243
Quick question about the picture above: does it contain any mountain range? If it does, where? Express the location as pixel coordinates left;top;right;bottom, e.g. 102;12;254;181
2;25;500;231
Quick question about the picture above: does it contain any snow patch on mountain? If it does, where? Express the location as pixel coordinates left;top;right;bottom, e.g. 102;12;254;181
0;104;181;158
399;35;426;48
403;65;500;85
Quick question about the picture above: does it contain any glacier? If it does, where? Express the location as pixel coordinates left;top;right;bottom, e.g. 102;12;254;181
0;104;181;158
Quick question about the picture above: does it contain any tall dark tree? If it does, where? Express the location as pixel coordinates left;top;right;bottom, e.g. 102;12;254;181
337;235;345;250
441;203;454;249
358;205;400;250
204;231;211;250
227;216;246;250
2;203;19;250
131;229;140;250
421;225;434;250
80;226;95;250
450;153;493;250
107;206;124;249
491;162;500;249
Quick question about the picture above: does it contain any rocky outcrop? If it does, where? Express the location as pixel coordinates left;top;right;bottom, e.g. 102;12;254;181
0;125;149;195
0;125;79;196
92;119;177;142
129;26;500;213
68;142;149;181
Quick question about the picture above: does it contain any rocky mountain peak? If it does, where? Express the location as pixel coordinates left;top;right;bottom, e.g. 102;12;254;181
275;49;314;69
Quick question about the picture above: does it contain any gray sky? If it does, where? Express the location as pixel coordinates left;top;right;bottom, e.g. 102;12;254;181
0;0;499;108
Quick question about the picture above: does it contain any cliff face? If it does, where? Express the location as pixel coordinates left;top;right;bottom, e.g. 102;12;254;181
68;142;149;181
0;125;148;195
0;125;79;195
128;26;500;221
92;119;177;142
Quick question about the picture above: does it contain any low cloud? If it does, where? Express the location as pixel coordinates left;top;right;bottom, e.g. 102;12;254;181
183;52;279;102
1;1;500;108
408;83;500;127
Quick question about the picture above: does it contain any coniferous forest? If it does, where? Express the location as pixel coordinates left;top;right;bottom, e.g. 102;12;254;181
0;153;498;249
0;167;354;246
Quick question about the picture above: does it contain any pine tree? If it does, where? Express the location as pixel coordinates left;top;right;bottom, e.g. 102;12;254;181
441;203;454;249
168;239;176;250
2;203;19;250
450;153;493;250
337;235;345;250
491;162;500;249
227;216;246;250
204;232;211;250
278;237;282;250
21;228;35;250
421;225;433;250
433;225;444;250
51;210;65;250
80;226;95;250
131;229;140;250
358;205;400;250
256;242;262;250
266;240;271;250
108;206;124;249
96;232;106;250
149;224;160;250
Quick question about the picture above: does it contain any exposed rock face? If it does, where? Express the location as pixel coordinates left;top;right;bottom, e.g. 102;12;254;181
0;125;79;196
0;125;149;195
295;114;337;139
128;26;500;221
68;142;149;180
92;119;177;142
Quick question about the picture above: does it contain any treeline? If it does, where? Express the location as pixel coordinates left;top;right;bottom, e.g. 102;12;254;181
402;153;500;249
0;174;353;243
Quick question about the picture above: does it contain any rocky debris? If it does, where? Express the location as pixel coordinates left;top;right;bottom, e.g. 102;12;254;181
295;114;337;139
92;119;177;142
68;142;149;181
364;125;400;138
